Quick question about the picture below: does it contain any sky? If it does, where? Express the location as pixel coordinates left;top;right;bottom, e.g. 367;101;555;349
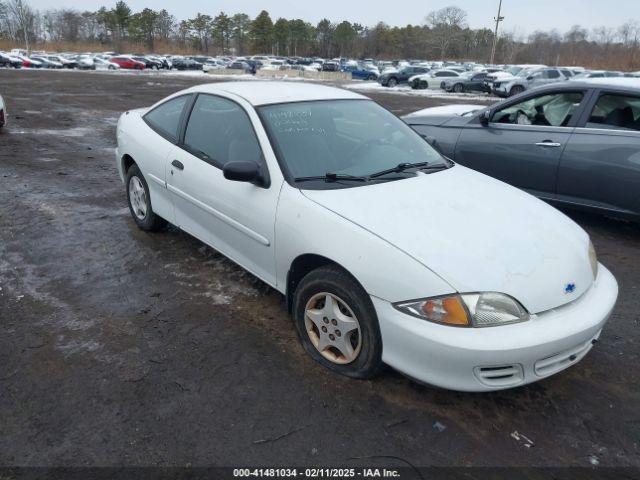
26;0;640;36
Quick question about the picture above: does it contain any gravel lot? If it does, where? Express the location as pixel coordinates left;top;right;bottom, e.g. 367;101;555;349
0;70;638;468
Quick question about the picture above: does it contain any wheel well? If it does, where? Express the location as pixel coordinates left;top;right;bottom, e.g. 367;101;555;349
286;254;342;313
121;154;135;175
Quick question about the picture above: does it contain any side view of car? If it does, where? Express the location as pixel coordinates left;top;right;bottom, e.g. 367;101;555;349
341;64;379;81
441;70;502;93
403;78;640;222
409;69;461;90
110;56;145;70
0;52;22;68
493;67;569;97
115;82;617;392
378;65;430;87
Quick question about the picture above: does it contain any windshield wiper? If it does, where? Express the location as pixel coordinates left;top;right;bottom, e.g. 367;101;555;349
294;172;368;183
368;162;431;179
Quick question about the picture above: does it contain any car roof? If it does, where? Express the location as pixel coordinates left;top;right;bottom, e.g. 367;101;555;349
575;77;640;89
527;78;640;94
185;81;366;106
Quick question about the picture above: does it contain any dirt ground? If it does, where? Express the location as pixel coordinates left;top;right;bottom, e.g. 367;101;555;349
0;70;639;469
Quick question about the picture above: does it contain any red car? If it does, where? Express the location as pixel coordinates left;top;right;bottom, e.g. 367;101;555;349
110;56;145;70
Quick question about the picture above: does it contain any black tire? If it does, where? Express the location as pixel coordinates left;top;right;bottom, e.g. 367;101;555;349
509;85;525;96
387;77;398;88
367;74;376;81
453;83;464;93
419;80;428;89
125;164;166;231
292;265;383;379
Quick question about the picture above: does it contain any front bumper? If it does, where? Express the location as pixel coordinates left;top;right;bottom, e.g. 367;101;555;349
373;264;618;391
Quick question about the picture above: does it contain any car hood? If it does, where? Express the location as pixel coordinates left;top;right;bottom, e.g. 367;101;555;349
488;72;517;82
301;165;594;313
403;104;485;126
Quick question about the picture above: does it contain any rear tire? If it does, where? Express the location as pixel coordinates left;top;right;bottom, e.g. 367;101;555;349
387;77;398;88
293;265;383;379
453;83;464;93
125;164;166;232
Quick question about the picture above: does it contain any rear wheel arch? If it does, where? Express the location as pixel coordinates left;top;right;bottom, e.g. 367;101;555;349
286;254;365;313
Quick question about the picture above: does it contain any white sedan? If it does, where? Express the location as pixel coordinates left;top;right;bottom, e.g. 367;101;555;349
115;82;618;391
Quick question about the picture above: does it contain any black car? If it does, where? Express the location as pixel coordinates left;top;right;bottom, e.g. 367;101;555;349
378;66;430;87
321;62;339;72
172;57;203;71
403;79;640;222
0;52;22;68
228;61;252;73
133;56;163;70
441;71;492;93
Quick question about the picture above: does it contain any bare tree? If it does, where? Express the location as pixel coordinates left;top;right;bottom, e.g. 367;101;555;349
426;6;467;60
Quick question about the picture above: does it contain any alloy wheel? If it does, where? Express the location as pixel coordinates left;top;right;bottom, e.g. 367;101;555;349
304;292;362;365
128;176;147;220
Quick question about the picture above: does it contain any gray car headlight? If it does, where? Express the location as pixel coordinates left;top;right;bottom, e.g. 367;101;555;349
394;292;529;328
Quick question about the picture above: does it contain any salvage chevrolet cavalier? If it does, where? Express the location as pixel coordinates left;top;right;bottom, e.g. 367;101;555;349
116;82;618;391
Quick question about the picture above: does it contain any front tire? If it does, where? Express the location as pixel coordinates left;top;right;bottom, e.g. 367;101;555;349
293;265;382;379
125;165;166;231
509;85;525;96
387;77;398;88
453;83;464;93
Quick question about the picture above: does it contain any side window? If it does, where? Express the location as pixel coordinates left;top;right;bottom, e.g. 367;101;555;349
472;74;486;81
492;92;584;127
144;95;189;141
586;94;640;131
183;95;262;167
545;70;561;79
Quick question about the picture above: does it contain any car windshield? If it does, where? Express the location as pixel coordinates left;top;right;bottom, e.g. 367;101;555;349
258;99;447;186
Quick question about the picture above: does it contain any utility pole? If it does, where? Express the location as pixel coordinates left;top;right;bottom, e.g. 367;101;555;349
489;0;504;65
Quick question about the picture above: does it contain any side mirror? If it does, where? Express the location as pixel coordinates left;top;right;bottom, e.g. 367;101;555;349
223;161;267;187
480;109;491;126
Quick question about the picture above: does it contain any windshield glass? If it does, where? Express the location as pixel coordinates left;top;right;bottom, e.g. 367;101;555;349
259;99;447;185
507;66;522;75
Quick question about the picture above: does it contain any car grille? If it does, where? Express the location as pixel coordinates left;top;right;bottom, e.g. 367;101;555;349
473;364;524;388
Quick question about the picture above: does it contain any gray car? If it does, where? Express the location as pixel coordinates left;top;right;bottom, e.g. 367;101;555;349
403;78;640;221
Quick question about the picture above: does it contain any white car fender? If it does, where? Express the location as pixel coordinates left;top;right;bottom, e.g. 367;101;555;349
274;183;455;303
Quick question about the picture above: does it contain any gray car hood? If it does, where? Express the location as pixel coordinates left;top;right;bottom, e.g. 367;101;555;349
403;104;485;126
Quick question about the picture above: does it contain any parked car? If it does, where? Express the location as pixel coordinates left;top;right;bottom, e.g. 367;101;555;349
171;56;202;71
48;55;77;69
0;52;22;68
30;55;64;69
342;64;379;81
321;61;340;72
409;69;461;90
441;71;493;93
484;65;547;94
75;55;96;70
227;61;252;73
110;56;145;70
0;92;5;129
378;66;431;87
115;81;617;392
15;55;42;68
93;57;120;70
492;67;569;97
132;56;162;70
403;78;640;222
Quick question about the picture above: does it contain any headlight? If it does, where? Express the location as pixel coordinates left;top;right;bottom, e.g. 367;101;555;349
589;240;598;280
394;293;529;328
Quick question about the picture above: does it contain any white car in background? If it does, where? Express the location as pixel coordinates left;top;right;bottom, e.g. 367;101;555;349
115;82;617;392
0;93;5;128
409;69;461;89
93;57;120;70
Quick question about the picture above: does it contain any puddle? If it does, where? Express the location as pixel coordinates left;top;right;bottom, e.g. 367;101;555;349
12;126;93;137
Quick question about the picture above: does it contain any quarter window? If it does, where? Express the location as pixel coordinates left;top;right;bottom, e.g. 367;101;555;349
586;94;640;131
492;92;584;127
144;95;190;141
183;95;263;167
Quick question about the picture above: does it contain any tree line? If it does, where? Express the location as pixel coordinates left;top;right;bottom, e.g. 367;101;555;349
0;0;638;70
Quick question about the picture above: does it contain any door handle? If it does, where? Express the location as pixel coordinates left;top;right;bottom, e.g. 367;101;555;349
535;141;562;148
171;160;184;170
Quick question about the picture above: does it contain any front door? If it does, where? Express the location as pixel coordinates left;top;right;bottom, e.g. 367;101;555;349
166;93;282;286
454;90;587;197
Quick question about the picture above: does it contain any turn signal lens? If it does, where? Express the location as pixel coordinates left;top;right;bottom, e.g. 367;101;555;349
395;295;471;327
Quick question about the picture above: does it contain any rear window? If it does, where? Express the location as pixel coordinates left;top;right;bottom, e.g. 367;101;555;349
144;95;190;141
586;94;640;131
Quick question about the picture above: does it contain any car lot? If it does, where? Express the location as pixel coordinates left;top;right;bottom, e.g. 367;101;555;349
0;70;639;467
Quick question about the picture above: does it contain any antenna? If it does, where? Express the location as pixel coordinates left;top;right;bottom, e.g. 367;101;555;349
489;0;504;65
